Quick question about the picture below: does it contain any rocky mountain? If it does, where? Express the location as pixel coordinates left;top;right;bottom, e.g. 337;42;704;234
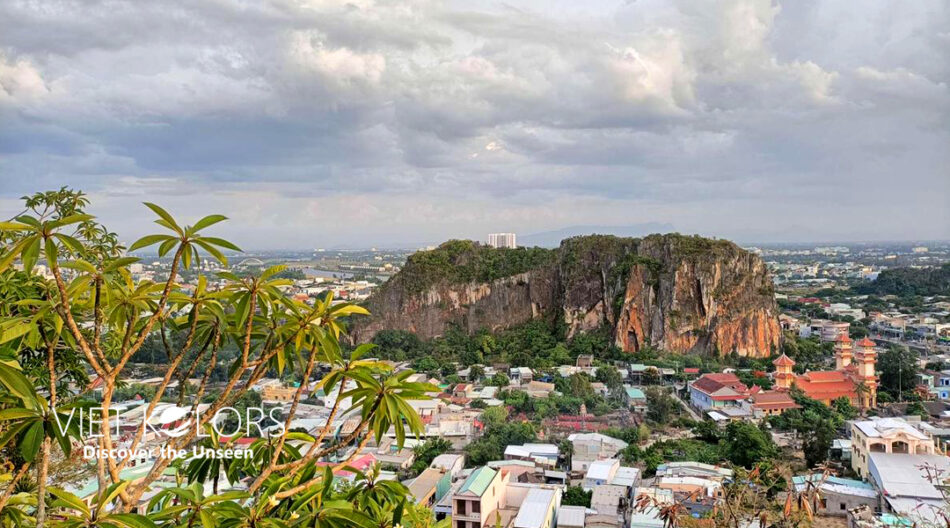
352;234;782;357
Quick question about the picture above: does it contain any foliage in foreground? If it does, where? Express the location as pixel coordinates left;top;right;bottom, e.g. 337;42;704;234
0;189;441;528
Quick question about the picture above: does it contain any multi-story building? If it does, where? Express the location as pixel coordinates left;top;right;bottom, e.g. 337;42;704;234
487;233;517;249
850;418;937;479
452;466;509;528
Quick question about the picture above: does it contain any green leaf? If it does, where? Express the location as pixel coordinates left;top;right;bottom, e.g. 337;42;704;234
45;237;59;267
128;234;173;252
47;213;95;229
61;259;98;275
193;239;227;266
49;487;92;518
0;221;32;231
54;233;85;254
0;238;30;272
0;362;40;406
0;408;40;421
18;421;43;461
107;513;159;528
190;214;228;233
158;238;178;257
198;236;242;252
21;236;41;273
143;202;182;234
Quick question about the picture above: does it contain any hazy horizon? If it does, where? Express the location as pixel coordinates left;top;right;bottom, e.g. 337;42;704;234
2;0;947;248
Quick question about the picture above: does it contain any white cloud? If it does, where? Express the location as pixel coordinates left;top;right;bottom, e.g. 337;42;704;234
0;0;947;245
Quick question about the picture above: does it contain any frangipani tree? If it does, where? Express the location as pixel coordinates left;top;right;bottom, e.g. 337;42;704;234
0;188;440;528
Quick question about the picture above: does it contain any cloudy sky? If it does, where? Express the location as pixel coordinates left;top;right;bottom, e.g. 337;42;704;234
1;0;947;248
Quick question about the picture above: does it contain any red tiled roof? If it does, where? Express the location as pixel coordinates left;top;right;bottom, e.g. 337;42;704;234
691;375;748;401
684;368;700;374
773;354;796;367
835;334;853;343
752;391;801;410
702;373;749;392
795;378;857;401
856;338;876;347
801;371;849;383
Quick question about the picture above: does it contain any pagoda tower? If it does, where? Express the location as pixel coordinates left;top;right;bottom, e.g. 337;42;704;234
853;337;879;408
835;334;854;371
773;354;796;389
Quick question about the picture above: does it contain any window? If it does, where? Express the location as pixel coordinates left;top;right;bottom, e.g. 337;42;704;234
840;503;846;510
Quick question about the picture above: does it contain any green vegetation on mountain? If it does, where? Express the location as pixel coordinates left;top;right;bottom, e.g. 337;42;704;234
395;239;556;294
853;263;950;297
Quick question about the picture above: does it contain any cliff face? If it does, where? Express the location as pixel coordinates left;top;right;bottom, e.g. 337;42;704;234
353;234;781;357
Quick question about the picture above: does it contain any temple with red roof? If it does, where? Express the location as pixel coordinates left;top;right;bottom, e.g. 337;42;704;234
772;334;878;408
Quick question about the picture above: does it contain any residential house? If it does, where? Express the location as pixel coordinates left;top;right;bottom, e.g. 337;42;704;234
581;460;639;494
504;444;559;468
555;506;587;528
511;487;562;528
568;433;628;472
792;474;878;516
510;367;534;384
452;466;509;528
851;418;937;479
409;467;452;507
688;373;749;411
624;387;647;414
589;485;627;528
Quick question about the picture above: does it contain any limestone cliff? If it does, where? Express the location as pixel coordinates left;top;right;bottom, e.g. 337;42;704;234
352;234;781;357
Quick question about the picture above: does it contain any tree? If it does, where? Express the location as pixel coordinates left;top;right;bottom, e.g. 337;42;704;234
595;365;623;390
692;419;721;443
409;438;453;475
0;189;436;526
879;345;919;399
645;387;678;425
721;421;778;468
480;406;509;428
832;397;857;420
802;418;835;468
562;486;591;507
487;373;509;387
468;365;485;382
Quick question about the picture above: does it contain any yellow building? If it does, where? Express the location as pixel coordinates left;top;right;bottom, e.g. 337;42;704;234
850;418;936;479
453;466;510;528
262;383;297;402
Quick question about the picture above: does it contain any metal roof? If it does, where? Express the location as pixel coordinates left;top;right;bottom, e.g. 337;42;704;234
458;466;497;496
555;506;587;528
869;453;950;500
513;488;557;528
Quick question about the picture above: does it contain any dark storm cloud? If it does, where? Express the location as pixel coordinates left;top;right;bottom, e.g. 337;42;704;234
0;0;947;248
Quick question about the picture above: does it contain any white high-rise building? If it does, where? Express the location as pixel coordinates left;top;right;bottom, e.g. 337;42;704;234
487;233;517;248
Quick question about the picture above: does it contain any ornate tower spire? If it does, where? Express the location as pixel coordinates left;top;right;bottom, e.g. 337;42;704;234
773;353;796;389
835;334;854;371
853;337;879;408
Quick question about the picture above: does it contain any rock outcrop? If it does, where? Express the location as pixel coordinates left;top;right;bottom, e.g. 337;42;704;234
352;234;781;357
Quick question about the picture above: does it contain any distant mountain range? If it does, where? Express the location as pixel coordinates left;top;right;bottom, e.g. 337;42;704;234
519;223;676;248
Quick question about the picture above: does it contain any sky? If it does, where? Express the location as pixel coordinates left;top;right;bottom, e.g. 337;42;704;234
1;0;948;249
